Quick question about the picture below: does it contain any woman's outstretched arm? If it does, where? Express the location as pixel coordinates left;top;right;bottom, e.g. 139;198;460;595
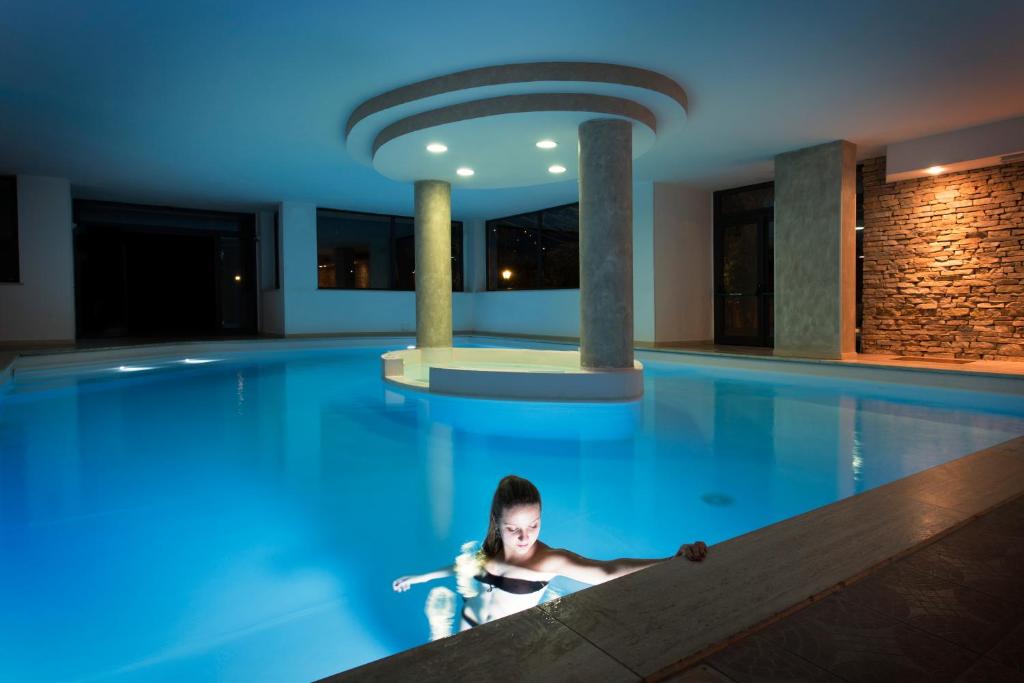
392;566;455;592
538;542;707;585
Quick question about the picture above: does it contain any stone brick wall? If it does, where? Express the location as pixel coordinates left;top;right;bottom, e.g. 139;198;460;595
860;157;1024;360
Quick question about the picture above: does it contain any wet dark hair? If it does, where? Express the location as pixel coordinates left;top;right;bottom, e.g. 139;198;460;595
481;475;541;559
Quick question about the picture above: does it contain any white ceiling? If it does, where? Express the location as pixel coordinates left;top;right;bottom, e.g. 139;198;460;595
1;0;1023;220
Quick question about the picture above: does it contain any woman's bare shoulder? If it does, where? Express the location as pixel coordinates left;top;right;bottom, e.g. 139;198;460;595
529;544;581;572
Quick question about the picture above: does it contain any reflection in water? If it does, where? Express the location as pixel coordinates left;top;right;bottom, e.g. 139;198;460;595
236;371;246;415
413;391;643;441
851;436;864;484
424;587;456;641
424;421;454;539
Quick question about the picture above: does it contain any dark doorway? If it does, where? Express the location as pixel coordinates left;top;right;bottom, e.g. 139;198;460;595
74;201;257;339
714;182;774;347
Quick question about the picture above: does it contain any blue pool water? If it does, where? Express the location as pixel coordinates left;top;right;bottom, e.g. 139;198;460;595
2;341;1023;681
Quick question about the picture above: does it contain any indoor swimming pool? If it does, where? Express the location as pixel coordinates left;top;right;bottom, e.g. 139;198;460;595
2;339;1023;681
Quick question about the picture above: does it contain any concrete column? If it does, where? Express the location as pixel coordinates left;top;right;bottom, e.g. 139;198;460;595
578;118;634;369
774;140;857;359
414;180;452;348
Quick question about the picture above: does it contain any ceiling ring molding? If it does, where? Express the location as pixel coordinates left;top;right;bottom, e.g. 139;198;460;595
371;93;657;156
345;61;688;188
344;61;687;138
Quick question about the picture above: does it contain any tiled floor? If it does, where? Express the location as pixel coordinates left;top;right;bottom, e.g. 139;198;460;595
674;495;1024;683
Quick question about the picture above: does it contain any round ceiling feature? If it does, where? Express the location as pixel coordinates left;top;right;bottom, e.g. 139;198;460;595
425;142;448;153
373;111;654;188
456;167;475;177
548;164;567;174
345;61;687;189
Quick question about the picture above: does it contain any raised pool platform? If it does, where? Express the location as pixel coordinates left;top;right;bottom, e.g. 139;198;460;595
380;346;644;401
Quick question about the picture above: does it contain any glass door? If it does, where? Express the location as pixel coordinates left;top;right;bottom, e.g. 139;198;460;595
714;183;774;347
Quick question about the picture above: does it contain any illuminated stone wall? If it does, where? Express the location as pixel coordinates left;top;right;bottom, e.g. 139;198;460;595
861;157;1024;360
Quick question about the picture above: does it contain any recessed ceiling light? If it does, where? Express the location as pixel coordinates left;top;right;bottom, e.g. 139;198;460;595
926;166;944;175
426;143;448;154
855;225;864;231
536;139;557;149
456;167;474;177
548;164;567;174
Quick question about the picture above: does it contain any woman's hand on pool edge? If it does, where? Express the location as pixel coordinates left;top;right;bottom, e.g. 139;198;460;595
676;541;708;562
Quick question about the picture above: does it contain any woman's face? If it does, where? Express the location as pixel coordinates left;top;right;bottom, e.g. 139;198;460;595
499;503;541;557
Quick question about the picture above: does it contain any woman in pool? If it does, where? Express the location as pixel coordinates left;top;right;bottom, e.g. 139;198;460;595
392;475;707;632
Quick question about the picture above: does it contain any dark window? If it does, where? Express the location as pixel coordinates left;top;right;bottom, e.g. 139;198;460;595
486;203;579;290
0;176;18;283
714;183;774;347
73;200;258;338
316;209;463;291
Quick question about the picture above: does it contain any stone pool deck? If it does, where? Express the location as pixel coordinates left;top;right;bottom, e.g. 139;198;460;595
672;492;1024;682
323;436;1024;683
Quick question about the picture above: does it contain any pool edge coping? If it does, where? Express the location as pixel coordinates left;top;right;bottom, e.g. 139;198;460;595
5;334;1023;396
320;435;1024;682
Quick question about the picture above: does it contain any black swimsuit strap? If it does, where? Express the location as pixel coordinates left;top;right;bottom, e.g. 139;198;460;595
477;570;548;595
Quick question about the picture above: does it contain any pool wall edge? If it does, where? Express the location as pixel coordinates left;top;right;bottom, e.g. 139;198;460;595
319;435;1024;683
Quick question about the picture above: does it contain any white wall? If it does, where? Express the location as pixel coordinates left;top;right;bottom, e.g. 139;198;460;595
886;114;1024;181
0;176;75;343
432;214;581;339
0;183;711;344
257;209;285;335
654;183;713;342
472;289;580;338
633;181;655;343
463;218;486;293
